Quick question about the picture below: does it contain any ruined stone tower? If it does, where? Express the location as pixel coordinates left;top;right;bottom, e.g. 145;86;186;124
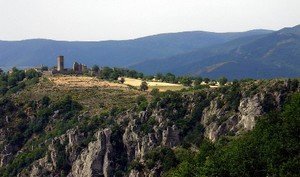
57;56;64;71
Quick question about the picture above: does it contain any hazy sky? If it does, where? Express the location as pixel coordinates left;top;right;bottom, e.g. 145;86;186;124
0;0;300;41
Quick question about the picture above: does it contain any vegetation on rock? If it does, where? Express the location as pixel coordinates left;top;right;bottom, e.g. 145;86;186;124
0;68;299;177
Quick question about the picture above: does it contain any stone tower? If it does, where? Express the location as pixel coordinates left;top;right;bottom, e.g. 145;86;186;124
57;56;64;71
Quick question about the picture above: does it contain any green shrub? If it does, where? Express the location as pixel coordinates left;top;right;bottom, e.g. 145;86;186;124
53;95;82;113
54;141;71;174
41;96;51;107
1;147;45;176
145;147;178;171
25;69;41;79
129;160;144;172
150;88;160;96
136;95;148;111
140;117;156;134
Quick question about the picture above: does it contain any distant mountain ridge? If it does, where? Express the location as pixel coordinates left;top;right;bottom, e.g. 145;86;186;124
131;25;300;79
2;26;300;79
0;29;272;69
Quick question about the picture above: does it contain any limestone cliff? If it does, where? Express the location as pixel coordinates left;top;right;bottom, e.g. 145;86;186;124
0;79;298;177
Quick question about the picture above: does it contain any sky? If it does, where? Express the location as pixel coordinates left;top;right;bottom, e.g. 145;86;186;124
0;0;300;41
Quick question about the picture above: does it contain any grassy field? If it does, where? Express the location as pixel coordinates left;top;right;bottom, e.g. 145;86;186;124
12;75;185;115
48;76;185;91
13;76;148;115
123;77;185;91
48;76;127;88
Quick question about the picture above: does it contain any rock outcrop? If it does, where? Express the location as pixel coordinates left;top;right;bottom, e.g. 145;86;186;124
0;144;14;167
7;79;298;177
69;129;113;177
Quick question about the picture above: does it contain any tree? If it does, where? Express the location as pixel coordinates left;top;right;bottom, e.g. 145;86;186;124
25;69;40;79
128;70;138;78
119;77;125;84
165;73;176;83
287;79;299;91
137;73;144;79
109;72;119;80
0;86;8;95
203;78;210;84
156;73;163;81
140;81;148;91
10;68;25;81
232;79;239;86
218;77;228;86
136;95;147;105
92;65;100;73
99;67;113;80
144;75;154;80
41;96;50;107
41;66;48;71
180;77;192;87
194;77;203;86
7;77;17;87
150;88;160;96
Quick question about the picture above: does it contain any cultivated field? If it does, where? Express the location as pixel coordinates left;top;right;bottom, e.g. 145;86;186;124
47;76;184;92
48;76;127;88
123;77;185;91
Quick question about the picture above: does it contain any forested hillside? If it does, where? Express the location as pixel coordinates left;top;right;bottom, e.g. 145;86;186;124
0;30;270;69
131;25;300;79
0;69;299;177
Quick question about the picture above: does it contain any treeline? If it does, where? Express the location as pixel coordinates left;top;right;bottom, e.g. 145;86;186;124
0;68;41;95
91;66;144;80
1;65;229;88
91;65;229;86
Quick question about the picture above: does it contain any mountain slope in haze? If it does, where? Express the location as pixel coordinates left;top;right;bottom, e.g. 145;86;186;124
131;25;300;79
129;34;268;75
0;30;272;69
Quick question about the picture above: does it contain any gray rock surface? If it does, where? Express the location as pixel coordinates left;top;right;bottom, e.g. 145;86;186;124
10;80;297;176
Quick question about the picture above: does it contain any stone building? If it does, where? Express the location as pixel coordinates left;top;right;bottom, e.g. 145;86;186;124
57;56;64;72
73;62;87;74
42;56;90;75
73;62;81;73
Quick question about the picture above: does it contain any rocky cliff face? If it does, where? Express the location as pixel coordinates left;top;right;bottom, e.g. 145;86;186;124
69;129;113;177
18;128;115;177
1;79;298;177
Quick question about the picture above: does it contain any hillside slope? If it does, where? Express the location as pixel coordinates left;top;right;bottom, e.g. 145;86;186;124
0;72;299;176
131;25;300;79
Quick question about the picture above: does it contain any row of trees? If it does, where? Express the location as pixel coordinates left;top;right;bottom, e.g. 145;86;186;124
150;73;228;86
90;65;229;87
137;75;228;90
91;66;144;80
